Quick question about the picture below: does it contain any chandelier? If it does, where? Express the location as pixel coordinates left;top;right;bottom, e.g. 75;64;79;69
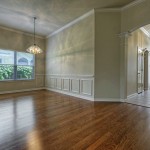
26;17;43;54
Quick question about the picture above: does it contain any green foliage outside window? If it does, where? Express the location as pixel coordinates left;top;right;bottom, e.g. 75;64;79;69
0;65;14;80
17;66;33;79
0;65;33;80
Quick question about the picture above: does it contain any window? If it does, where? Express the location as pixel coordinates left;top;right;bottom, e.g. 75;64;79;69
18;58;28;65
0;50;35;81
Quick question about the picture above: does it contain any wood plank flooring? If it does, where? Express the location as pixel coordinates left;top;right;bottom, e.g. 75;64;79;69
0;90;150;150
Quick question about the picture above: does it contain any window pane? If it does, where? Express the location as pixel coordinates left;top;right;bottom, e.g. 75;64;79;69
0;65;14;80
17;52;34;66
17;66;34;79
0;50;14;64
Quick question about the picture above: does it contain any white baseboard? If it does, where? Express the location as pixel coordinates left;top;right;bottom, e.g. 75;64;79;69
94;98;121;102
46;88;94;101
120;99;126;102
0;87;45;95
127;93;138;99
0;87;125;103
46;88;125;102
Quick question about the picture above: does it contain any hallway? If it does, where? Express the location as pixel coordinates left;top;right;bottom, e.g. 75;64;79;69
126;90;150;107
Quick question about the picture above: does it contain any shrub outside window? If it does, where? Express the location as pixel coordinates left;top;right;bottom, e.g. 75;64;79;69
0;50;35;81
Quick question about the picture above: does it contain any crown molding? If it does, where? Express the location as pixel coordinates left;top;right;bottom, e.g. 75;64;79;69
118;31;132;38
46;0;145;39
95;8;121;12
47;9;94;38
95;0;146;12
0;26;45;39
121;0;146;11
140;27;150;38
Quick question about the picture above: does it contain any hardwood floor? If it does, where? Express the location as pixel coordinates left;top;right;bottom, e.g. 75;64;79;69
0;90;150;150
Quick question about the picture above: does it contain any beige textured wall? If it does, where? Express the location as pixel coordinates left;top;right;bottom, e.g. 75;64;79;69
127;29;150;96
121;1;150;32
0;28;45;92
94;11;121;99
119;1;150;99
46;14;94;76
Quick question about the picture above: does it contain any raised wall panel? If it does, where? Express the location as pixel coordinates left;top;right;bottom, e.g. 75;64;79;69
81;79;93;96
46;75;94;100
50;78;56;88
45;76;50;87
56;78;62;90
71;79;80;93
62;79;70;91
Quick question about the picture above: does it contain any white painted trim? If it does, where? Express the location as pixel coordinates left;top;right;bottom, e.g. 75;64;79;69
0;87;126;103
91;0;145;13
47;9;94;38
80;79;93;96
45;74;94;78
95;8;121;12
120;99;126;102
0;87;45;95
46;88;94;101
56;78;62;90
94;98;121;102
45;0;145;39
49;78;56;88
70;79;80;94
127;93;138;99
62;78;70;91
0;26;45;39
121;0;146;11
0;0;145;40
140;27;150;38
118;31;132;38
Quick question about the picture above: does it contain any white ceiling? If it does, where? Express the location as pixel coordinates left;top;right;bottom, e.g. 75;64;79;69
0;0;135;37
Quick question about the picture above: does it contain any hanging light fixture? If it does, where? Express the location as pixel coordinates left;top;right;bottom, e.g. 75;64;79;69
26;17;43;54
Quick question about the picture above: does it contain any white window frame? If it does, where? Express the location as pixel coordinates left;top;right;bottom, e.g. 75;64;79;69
0;50;35;81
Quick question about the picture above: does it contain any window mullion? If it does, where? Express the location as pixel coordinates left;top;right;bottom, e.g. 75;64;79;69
0;50;35;81
14;51;17;80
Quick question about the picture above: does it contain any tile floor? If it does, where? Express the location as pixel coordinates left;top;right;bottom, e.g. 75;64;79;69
126;90;150;107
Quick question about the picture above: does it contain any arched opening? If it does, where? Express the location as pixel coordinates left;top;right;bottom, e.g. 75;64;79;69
126;24;150;107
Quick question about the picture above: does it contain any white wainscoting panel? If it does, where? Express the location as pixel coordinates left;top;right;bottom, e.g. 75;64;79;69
70;79;80;93
62;78;70;91
50;78;56;88
81;79;93;96
56;78;62;90
45;75;94;100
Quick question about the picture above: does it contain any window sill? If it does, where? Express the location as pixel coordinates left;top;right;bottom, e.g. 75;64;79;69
0;79;35;82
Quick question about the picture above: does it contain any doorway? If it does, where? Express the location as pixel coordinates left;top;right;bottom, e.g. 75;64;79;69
126;27;150;107
137;47;149;94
